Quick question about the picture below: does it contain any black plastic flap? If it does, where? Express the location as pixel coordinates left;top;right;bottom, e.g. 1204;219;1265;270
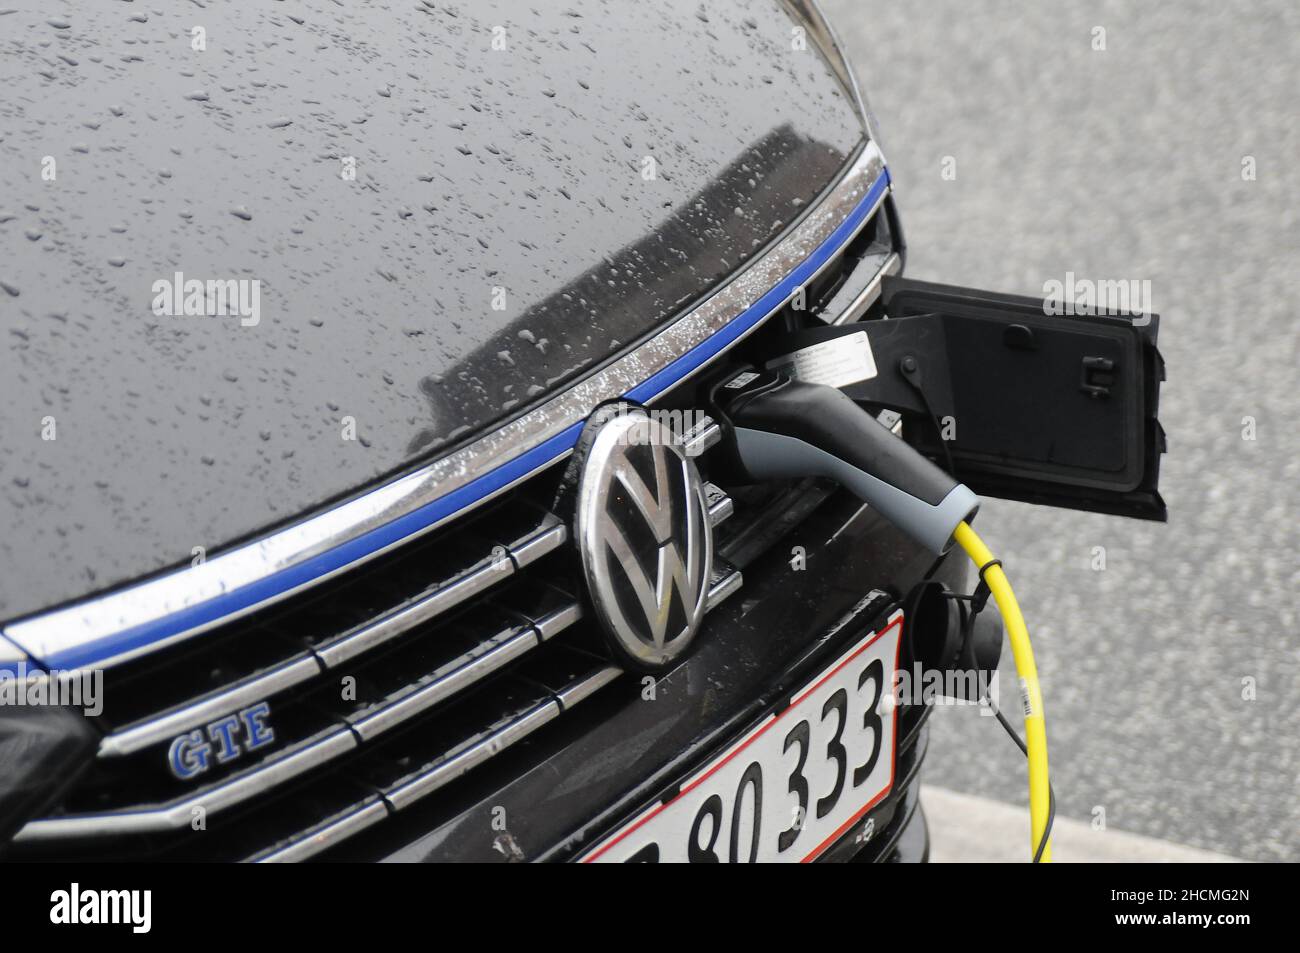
765;276;1167;521
884;276;1166;520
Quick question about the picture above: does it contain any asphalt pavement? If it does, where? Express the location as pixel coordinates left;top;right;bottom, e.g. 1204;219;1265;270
823;0;1299;861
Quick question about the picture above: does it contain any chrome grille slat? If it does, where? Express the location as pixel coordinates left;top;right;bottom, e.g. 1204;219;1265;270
384;700;561;812
349;628;538;741
249;798;390;864
555;665;622;709
99;653;323;758
704;482;734;527
313;562;506;668
707;560;744;610
682;416;723;458
534;603;583;641
506;519;568;568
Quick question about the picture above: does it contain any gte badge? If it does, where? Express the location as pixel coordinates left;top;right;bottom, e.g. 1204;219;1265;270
167;702;276;780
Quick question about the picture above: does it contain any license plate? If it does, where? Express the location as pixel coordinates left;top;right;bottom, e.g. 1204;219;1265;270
583;612;903;863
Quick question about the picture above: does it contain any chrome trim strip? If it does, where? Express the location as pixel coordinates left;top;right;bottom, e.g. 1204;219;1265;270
830;251;902;326
533;603;583;642
249;798;390;864
99;654;323;759
507;520;568;569
704;483;735;528
706;566;745;611
4;142;889;672
555;665;621;710
384;700;562;811
316;559;514;670
682;416;722;458
347;635;534;741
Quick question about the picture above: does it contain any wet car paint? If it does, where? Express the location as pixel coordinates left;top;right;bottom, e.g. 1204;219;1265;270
0;0;863;620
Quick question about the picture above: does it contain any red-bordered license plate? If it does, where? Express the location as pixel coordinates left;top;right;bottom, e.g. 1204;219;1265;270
583;612;903;863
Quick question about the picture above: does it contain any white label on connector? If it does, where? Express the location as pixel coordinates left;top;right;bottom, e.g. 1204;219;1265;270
770;331;878;389
724;371;760;390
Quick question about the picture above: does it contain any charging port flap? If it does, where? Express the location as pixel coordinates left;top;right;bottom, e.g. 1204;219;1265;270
766;276;1167;521
882;276;1166;520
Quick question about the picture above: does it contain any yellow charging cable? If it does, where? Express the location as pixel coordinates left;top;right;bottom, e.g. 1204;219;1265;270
952;520;1054;863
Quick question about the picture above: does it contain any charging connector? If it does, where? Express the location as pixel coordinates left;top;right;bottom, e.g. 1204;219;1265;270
713;370;978;555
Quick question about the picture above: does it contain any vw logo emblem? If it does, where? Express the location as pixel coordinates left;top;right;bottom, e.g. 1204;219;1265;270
575;406;712;670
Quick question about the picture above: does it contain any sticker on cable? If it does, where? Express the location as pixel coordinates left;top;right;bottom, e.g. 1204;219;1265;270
1019;677;1035;718
769;330;878;389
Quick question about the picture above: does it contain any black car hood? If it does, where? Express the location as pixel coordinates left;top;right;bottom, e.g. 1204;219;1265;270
0;0;863;620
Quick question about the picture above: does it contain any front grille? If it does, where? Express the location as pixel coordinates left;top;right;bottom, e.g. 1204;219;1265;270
11;418;742;862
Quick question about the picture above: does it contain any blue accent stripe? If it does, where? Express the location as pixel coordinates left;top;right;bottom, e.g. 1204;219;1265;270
38;168;891;671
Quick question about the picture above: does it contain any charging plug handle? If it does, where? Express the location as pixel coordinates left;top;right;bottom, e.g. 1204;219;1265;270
722;374;979;555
